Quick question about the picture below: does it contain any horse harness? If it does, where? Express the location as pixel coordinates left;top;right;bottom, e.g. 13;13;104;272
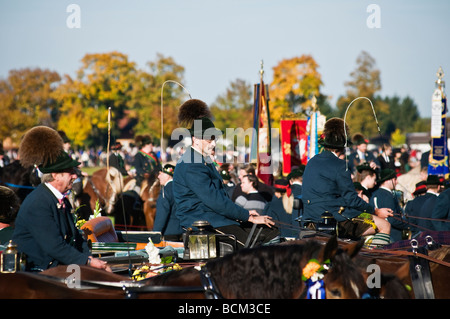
407;236;438;299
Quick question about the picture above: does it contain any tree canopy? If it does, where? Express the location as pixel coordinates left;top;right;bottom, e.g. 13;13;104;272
0;50;431;151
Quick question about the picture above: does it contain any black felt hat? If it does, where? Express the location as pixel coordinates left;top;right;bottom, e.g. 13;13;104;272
352;133;369;145
412;181;427;196
162;164;175;176
39;151;81;174
425;174;443;186
376;168;397;184
274;179;290;193
356;162;376;174
287;165;305;180
220;169;231;180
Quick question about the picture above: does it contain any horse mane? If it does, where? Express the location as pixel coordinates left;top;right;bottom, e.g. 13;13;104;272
206;241;323;299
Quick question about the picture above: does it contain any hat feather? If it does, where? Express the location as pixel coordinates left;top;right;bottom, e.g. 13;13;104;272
177;99;212;128
19;126;64;168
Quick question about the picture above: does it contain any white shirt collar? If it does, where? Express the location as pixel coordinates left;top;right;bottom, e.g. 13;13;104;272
45;182;64;200
380;186;393;193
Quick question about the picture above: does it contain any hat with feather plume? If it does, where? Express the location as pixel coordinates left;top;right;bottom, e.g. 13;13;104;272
178;99;222;139
18;126;80;173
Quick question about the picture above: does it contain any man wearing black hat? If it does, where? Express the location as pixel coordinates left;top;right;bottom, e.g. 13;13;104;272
133;134;160;191
348;133;379;175
404;181;428;236
302;118;393;241
109;141;128;176
370;168;408;242
173;99;275;248
287;165;305;198
12;127;110;271
219;168;236;198
415;175;443;232
263;179;297;238
154;164;182;241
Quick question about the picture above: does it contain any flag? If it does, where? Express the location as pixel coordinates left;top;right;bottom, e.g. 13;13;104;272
307;111;326;160
429;88;449;177
280;119;308;175
251;78;273;185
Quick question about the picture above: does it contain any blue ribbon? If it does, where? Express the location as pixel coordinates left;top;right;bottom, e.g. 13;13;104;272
306;278;326;299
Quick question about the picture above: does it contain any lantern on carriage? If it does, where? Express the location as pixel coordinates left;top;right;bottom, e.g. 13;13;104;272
184;220;217;260
1;240;19;273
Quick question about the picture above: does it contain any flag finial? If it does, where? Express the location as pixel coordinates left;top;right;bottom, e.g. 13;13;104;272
260;60;264;80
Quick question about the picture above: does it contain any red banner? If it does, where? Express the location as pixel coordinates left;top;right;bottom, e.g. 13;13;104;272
281;119;308;175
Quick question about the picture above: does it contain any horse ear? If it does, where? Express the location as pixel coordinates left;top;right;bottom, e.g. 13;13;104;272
342;239;364;259
319;235;339;262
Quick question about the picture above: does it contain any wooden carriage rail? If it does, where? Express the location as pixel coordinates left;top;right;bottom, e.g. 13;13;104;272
29;272;206;296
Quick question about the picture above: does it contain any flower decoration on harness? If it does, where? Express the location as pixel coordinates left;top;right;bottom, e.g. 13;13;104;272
302;258;330;299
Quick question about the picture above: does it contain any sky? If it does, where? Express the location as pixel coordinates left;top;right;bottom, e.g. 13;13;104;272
0;0;449;119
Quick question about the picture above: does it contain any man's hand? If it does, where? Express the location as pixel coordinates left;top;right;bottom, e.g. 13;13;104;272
375;207;394;219
88;256;112;272
248;214;275;228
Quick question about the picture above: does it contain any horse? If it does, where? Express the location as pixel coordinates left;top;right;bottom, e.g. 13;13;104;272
304;233;450;299
0;160;40;202
75;167;124;220
140;177;160;230
113;168;161;231
358;241;450;299
149;236;373;299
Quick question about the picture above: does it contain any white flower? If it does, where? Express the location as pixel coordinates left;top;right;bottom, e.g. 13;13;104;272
145;238;161;264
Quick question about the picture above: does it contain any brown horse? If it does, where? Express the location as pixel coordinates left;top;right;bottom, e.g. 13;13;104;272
357;244;450;299
140;178;160;230
75;167;124;220
303;234;450;299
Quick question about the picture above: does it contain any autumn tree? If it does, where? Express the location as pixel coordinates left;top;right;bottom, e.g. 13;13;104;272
269;55;324;126
336;51;389;138
0;68;61;144
52;51;138;147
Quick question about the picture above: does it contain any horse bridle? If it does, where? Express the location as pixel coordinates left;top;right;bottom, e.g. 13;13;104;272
198;265;224;299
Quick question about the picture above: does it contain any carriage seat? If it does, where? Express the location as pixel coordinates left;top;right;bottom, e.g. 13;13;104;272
81;216;118;243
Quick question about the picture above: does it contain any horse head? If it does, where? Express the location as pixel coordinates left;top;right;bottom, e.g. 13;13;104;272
315;236;367;299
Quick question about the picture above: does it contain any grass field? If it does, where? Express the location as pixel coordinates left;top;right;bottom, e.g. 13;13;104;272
80;166;102;176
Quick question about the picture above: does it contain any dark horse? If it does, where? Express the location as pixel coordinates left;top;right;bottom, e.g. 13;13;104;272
0;160;40;202
0;237;392;299
112;168;161;231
